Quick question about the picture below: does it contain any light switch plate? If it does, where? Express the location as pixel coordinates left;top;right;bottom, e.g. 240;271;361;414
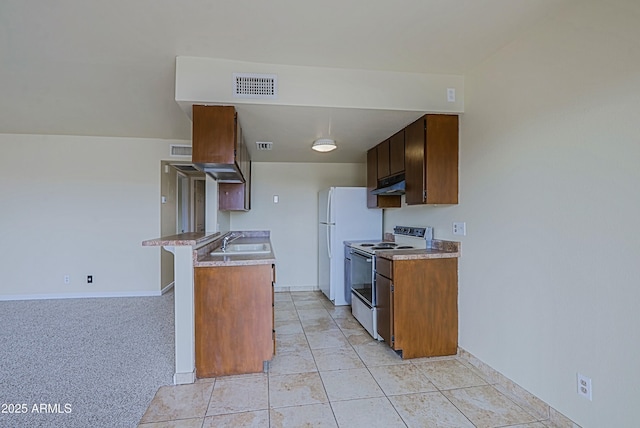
447;88;456;102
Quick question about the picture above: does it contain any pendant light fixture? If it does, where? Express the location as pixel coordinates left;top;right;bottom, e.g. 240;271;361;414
312;138;337;152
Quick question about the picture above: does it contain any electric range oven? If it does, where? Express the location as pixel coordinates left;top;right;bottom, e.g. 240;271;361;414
347;226;433;340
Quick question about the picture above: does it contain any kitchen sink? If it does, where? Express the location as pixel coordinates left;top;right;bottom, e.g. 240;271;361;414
210;243;271;255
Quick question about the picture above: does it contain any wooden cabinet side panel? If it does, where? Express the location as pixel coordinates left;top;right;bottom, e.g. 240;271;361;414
404;117;426;205
194;265;274;378
393;258;458;358
243;161;252;210
389;130;405;176
192;105;236;164
375;273;393;345
425;115;459;204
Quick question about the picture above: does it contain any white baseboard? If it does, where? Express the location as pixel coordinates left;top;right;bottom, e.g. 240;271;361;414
161;281;175;295
274;285;319;293
174;371;196;385
0;290;163;301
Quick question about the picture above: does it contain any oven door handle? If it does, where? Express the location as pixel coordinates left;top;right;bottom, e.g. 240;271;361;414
350;248;373;262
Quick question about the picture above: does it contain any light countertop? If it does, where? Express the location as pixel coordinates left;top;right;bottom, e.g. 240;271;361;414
142;231;220;247
194;231;276;267
377;239;460;261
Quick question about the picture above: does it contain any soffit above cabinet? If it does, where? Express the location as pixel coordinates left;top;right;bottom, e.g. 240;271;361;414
175;57;464;164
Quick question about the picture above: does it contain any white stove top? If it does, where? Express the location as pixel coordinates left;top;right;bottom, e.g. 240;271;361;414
349;226;433;255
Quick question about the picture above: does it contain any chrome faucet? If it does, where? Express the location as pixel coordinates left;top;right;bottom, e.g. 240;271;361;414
221;232;243;251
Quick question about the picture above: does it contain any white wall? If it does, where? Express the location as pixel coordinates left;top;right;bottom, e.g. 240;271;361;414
0;133;190;298
386;1;640;426
230;162;366;290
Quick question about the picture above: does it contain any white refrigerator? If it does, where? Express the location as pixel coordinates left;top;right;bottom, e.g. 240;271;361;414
318;187;382;306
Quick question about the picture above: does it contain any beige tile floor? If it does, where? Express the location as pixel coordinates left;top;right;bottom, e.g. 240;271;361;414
138;291;552;428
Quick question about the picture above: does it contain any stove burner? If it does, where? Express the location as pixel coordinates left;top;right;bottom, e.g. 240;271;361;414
396;246;414;249
360;243;375;247
370;243;396;249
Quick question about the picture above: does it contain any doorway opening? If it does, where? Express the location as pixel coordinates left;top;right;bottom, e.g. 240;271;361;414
159;161;206;290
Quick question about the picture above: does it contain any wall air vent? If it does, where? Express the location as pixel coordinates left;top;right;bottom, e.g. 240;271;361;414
170;144;192;157
256;141;273;151
233;73;278;99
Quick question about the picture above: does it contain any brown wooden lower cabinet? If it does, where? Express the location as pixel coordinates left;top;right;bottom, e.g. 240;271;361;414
194;264;275;378
376;257;458;359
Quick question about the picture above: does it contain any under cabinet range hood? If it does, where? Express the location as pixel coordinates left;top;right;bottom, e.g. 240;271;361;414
194;163;245;183
371;173;406;195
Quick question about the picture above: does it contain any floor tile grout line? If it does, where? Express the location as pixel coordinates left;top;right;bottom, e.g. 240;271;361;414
361;356;409;427
267;365;272;427
437;387;481;428
440;383;542;427
143;290;548;427
318;294;411;427
200;377;217;422
484;382;544;423
297;297;345;422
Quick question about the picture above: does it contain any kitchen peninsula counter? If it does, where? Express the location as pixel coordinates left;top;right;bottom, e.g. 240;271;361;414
142;230;275;384
142;231;219;247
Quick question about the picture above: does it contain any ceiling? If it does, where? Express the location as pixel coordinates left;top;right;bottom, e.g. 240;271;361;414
0;0;572;162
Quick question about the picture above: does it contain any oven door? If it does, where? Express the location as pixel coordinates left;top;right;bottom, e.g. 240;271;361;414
349;248;375;307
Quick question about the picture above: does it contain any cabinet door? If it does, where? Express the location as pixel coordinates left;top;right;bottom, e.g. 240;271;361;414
375;272;393;346
367;147;401;208
389;130;405;176
376;139;390;179
393;258;458;358
194;265;273;377
425;115;459;204
366;148;378;208
404;117;426;205
219;183;248;211
405;115;459;205
192;105;236;164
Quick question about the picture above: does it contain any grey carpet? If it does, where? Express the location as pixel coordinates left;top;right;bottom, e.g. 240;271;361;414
0;291;175;428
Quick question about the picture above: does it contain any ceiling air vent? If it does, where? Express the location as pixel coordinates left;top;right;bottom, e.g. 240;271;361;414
256;141;273;151
233;73;278;99
170;144;192;157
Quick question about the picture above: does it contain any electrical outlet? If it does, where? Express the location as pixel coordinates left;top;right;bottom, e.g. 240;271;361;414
64;275;70;284
453;222;466;236
577;373;592;401
87;275;93;284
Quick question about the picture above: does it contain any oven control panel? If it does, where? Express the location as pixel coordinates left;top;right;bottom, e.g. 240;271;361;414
393;226;427;238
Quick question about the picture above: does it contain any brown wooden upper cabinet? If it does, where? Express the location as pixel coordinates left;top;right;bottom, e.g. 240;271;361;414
192;105;250;183
376;130;405;180
405;115;458;205
191;105;251;211
367;147;401;208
